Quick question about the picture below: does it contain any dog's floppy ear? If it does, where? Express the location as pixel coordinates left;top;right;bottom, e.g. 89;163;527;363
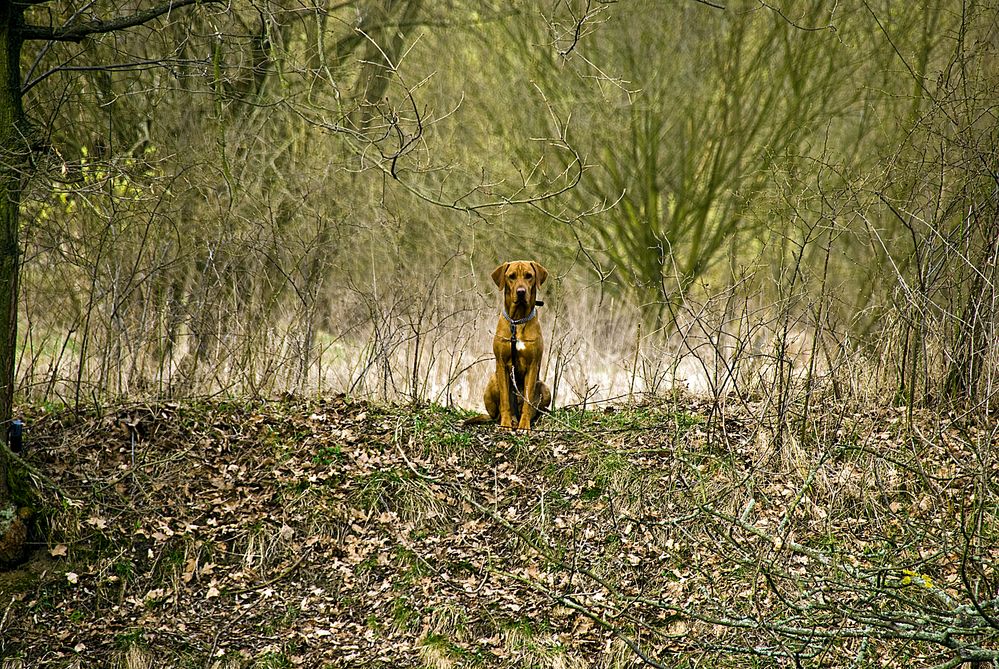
491;263;508;288
532;262;549;286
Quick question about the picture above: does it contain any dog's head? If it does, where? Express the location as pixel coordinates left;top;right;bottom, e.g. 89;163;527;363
492;260;548;313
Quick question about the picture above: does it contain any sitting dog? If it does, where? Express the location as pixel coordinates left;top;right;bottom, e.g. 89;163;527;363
482;260;552;430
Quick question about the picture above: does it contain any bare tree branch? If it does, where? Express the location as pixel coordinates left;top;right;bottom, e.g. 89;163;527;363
18;0;224;43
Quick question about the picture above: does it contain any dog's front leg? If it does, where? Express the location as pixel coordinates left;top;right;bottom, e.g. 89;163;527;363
517;365;539;431
495;360;516;429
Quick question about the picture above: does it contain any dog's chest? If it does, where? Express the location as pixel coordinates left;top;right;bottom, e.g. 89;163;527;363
494;319;542;363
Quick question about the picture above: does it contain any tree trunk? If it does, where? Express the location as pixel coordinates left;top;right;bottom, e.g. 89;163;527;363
0;1;28;567
0;0;25;429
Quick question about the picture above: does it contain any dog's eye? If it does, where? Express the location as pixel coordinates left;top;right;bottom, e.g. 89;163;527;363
525;273;533;280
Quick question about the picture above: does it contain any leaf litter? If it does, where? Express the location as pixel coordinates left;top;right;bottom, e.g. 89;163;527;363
0;395;996;667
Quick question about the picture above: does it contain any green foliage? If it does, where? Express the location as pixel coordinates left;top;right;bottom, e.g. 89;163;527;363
410;404;474;452
4;453;38;511
112;557;134;579
312;445;344;466
349;465;443;522
251;652;293;669
391;595;419;632
420;632;467;659
113;627;145;650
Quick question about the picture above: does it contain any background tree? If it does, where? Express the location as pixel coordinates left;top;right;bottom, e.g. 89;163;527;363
1;0;520;563
1;0;232;565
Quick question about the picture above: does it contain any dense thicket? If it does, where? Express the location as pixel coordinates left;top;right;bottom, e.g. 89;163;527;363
10;0;998;414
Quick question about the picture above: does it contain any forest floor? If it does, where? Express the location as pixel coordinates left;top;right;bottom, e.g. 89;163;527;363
0;393;996;668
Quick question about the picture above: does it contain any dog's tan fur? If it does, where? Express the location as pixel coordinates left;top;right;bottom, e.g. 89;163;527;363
482;260;551;430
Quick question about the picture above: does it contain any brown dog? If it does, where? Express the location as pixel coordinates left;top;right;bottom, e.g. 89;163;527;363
483;261;552;430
